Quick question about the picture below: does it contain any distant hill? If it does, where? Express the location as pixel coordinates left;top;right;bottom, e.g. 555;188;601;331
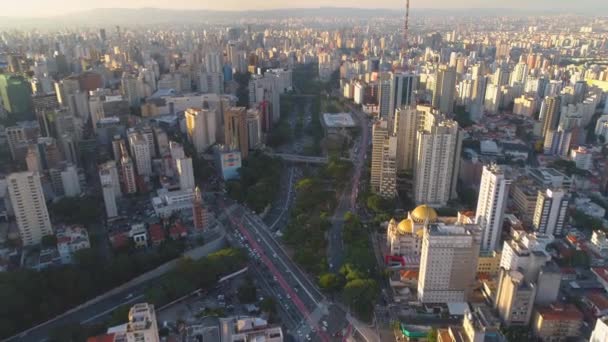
0;7;604;29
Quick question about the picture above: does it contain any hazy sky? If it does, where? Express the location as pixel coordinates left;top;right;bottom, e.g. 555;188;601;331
2;0;605;17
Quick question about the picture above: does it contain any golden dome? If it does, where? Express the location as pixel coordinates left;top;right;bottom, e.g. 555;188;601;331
410;205;438;223
397;219;413;234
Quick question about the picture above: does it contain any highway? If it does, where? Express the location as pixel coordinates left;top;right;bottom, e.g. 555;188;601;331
220;202;335;341
327;105;371;273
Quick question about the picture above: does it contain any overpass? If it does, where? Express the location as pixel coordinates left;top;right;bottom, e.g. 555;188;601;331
268;153;353;164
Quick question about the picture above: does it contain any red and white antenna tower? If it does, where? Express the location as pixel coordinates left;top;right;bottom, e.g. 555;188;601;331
403;0;410;51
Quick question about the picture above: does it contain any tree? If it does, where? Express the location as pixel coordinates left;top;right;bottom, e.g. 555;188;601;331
48;197;102;225
426;328;438;342
343;278;378;322
260;297;277;315
237;277;257;303
318;273;341;292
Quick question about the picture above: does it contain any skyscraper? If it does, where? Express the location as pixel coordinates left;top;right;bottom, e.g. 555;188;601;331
414;118;462;206
185;107;217;155
475;164;511;252
100;169;118;218
432;65;457;114
388;72;419;123
495;268;537;326
377;72;392;119
379;136;398;198
99;161;122;197
540;96;562;141
193;187;208;231
371;119;390;194
121;73;140;108
417;222;481;303
128;133;152;177
224;107;249;159
246;108;262;149
176;158;195;190
394;106;419;172
6;171;53;246
0;74;33;117
532;188;569;236
120;155;137;194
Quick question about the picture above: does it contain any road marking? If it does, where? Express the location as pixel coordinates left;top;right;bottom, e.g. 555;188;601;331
80;294;144;324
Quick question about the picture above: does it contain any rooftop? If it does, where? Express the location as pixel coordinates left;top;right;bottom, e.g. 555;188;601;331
322;113;356;128
537;304;583;321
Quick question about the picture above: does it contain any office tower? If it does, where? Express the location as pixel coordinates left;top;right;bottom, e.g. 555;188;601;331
371;119;390;194
100;168;118;219
193;187;208;230
495;268;537;326
121;73;140;107
60;164;81;197
432;65;456;114
224;107;249;159
176;158;195;190
379;136;398;198
205;52;222;73
6;171;53;246
475;164;511;252
394;106;419;172
540;96;561;140
120;156;137;194
0;74;33;117
246;108;262;149
591;317;608;342
532;189;569;236
129;133;152;177
185;107;217;155
377;72;392;119
6;121;40;160
388;72;419;122
199;71;224;94
153;127;170;157
417;223;481;303
99;161;122;197
414;119;462;206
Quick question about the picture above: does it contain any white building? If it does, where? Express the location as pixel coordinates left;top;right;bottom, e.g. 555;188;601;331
199;72;224;94
500;231;553;282
100;172;118;219
176;158;195;191
475;164;511;252
7;172;53;246
106;303;160;342
56;225;90;263
60;164;81;197
569;146;592;171
414;119;462;207
533;188;569;236
128;133;152;177
185;107;217;154
590;230;608;258
417;223;481;303
590;316;608;342
220;316;283;342
371;119;389;195
379;136;397;198
152;188;196;217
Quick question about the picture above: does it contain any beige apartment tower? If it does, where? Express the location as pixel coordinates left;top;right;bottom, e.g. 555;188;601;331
224;107;249;159
7;171;53;246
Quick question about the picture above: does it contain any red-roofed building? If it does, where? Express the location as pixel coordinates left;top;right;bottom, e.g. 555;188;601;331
592;267;608;291
532;304;583;341
169;222;187;240
148;224;165;246
109;231;130;249
582;292;608;318
86;333;116;342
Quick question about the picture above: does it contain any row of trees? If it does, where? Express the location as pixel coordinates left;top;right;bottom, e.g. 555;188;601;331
0;240;185;339
226;152;283;213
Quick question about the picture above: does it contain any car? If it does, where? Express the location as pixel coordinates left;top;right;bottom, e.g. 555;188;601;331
125;293;134;299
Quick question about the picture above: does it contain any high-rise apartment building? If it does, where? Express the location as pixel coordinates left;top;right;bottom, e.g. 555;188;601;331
590;317;608;342
176;158;195;190
371;119;390;194
7;171;53;246
540;96;561;140
417;223;481;303
495;268;537;326
193;187;208;230
432;65;456;114
0;74;33;117
388;72;419;123
121;73;140;107
394;106;419;172
99;161;122;197
379;136;398;198
246;108;262;149
100;170;118;219
185;107;217;155
224;107;249;159
414;118;462;206
532;189;569;236
120;155;137;194
60;164;81;197
128;133;152;177
475;164;511;252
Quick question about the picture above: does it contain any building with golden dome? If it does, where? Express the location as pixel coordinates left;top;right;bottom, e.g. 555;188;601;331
387;205;439;257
